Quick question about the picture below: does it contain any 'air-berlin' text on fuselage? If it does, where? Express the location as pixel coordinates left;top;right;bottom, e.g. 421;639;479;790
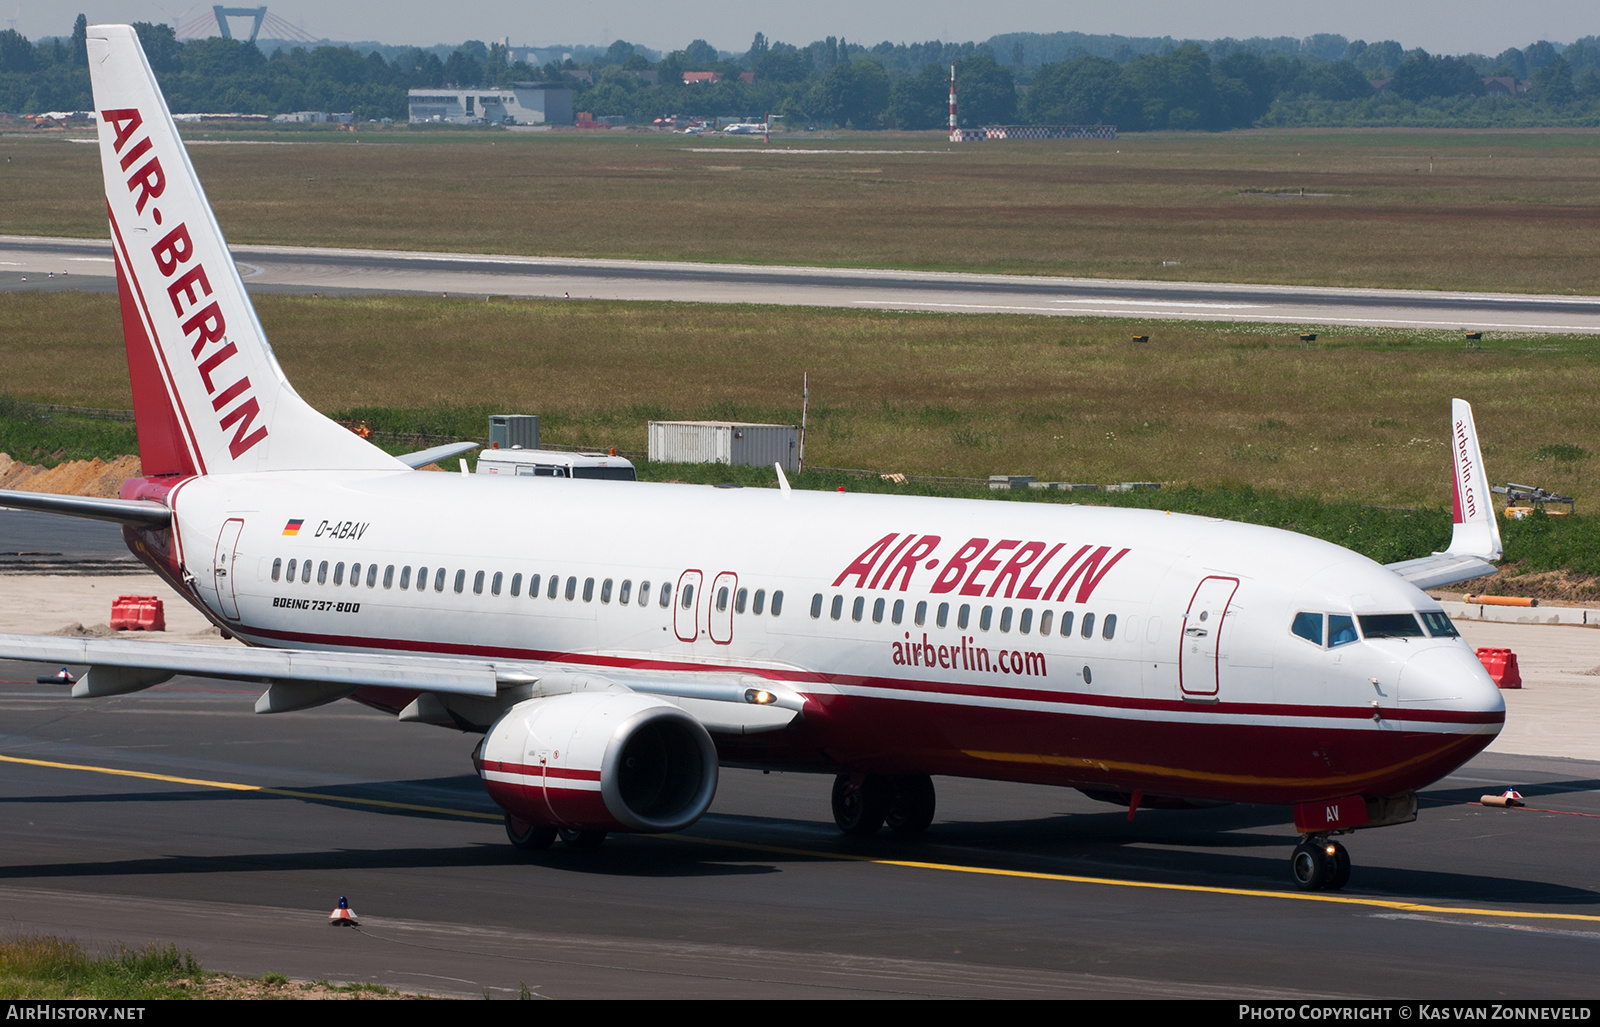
832;532;1130;603
102;106;267;460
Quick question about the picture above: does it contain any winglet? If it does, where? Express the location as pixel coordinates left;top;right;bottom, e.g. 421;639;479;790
1445;398;1502;561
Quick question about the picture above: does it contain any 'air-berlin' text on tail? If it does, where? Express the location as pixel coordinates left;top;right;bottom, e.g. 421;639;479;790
88;24;400;477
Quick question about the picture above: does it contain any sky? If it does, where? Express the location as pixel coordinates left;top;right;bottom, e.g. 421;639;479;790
9;1;1597;56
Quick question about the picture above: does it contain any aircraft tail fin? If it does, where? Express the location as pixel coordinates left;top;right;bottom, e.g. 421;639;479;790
1446;397;1502;561
87;24;400;476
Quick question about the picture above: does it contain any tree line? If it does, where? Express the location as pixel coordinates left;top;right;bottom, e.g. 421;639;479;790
4;17;1600;129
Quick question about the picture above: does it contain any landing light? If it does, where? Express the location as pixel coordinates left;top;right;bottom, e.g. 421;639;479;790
744;688;776;705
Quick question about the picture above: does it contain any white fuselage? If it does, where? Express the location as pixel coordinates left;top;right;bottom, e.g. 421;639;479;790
140;469;1504;806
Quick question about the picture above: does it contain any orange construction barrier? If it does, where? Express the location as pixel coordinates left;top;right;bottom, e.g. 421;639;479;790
111;595;165;632
1465;595;1538;607
1475;648;1522;689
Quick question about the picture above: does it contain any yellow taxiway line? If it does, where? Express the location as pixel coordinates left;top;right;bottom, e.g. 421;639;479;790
6;750;1597;926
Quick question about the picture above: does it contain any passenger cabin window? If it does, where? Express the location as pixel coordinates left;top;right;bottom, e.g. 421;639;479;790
892;599;904;625
979;606;993;631
1103;614;1117;640
566;577;577;601
1329;614;1358;647
434;568;446;592
1359;613;1425;639
491;571;502;596
915;601;927;626
472;571;484;595
872;598;885;623
400;566;412;589
455;570;467;594
286;558;297;581
349;563;360;586
680;584;694;609
811;593;823;619
333;562;345;586
1292;612;1323;646
718;587;730;612
511;572;522;597
302;560;312;584
367;564;378;588
1059;611;1074;637
549;575;560;599
1019;609;1032;634
1039;610;1053;635
583;578;595;602
735;588;747;614
271;558;282;582
601;579;613;604
999;607;1012;633
1081;612;1095;638
830;595;843;620
936;603;949;628
1421;611;1458;638
752;589;765;615
659;584;671;608
384;565;395;589
771;591;784;616
317;560;329;585
619;580;631;605
957;604;970;630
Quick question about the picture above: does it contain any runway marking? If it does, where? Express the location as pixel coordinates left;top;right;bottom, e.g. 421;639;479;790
681;836;1600;926
0;752;501;821
8;751;1598;926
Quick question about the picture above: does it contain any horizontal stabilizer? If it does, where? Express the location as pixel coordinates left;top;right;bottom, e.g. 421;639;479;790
0;489;170;528
397;441;480;469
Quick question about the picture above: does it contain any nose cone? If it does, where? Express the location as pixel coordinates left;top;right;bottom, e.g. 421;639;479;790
1399;644;1506;729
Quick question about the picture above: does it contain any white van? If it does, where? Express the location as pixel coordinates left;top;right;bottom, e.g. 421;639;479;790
475;448;637;481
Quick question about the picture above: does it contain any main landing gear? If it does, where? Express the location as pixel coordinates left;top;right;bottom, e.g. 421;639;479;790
1291;835;1351;892
504;816;608;852
831;773;936;837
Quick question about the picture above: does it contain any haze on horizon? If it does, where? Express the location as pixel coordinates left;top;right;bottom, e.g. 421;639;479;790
11;1;1597;57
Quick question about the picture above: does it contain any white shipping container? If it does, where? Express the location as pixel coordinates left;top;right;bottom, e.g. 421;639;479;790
648;421;799;472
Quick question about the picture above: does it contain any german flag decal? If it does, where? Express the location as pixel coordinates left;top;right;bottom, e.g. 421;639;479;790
282;518;305;536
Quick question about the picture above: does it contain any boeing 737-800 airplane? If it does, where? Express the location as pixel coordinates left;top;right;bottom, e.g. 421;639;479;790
0;26;1508;891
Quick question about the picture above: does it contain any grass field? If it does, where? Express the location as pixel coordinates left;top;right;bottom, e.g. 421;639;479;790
4;127;1600;293
5;290;1600;510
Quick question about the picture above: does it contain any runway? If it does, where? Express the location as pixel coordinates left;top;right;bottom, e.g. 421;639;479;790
4;234;1598;334
3;622;1600;996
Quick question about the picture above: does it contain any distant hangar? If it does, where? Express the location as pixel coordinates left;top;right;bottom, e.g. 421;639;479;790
408;84;574;126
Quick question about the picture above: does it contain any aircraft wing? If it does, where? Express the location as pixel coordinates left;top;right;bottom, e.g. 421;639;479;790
1384;553;1498;591
1383;398;1502;591
0;632;801;731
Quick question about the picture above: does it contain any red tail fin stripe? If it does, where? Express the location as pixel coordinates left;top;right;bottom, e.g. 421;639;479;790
108;206;207;474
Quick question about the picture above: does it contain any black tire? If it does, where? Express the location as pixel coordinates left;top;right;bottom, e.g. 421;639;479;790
558;827;609;849
1328;841;1352;891
505;815;557;852
831;773;889;836
884;774;936;836
1291;840;1334;891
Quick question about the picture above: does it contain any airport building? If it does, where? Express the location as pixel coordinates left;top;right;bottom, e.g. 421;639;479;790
407;84;574;126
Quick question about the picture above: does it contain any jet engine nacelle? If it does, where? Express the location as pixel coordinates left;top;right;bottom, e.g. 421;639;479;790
477;691;719;833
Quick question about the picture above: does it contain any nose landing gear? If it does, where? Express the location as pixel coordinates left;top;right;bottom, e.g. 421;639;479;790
1291;835;1351;891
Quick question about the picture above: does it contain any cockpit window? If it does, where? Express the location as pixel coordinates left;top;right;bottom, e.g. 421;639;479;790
1291;612;1323;646
1328;614;1358;648
1358;613;1426;639
1420;611;1459;638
